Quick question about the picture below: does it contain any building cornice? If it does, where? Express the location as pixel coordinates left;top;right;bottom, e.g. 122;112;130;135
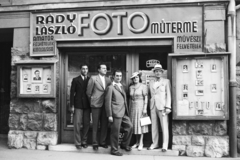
0;0;229;13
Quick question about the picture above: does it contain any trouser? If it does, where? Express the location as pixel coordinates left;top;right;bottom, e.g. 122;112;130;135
92;107;108;146
74;108;91;145
150;106;169;149
110;115;133;153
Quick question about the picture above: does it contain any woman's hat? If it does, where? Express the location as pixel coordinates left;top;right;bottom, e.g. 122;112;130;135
152;64;164;72
130;72;142;79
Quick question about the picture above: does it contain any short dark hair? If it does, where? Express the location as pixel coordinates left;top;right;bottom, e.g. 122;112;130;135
79;64;88;69
112;70;122;76
34;70;40;74
97;63;106;70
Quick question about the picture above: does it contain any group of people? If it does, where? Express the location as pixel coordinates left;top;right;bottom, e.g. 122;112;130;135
70;63;171;156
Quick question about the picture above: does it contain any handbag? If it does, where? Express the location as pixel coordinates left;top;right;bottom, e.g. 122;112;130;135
140;114;151;126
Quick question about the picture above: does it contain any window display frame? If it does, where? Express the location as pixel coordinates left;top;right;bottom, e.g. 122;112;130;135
170;53;229;120
16;60;57;98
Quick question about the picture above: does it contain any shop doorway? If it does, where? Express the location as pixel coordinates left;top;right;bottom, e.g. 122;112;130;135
60;49;127;143
60;46;172;148
0;29;13;135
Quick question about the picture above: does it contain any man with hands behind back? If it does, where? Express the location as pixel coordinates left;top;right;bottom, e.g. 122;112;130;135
105;70;133;156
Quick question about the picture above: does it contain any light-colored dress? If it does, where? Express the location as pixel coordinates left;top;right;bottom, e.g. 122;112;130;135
129;83;149;134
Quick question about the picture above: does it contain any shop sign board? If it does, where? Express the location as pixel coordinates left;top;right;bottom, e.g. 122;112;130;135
30;6;202;56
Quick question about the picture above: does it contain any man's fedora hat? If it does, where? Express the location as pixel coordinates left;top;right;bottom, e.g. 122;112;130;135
130;72;142;79
152;64;164;72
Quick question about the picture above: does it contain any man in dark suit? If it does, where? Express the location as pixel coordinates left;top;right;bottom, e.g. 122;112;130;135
86;64;112;150
70;64;90;149
105;70;133;156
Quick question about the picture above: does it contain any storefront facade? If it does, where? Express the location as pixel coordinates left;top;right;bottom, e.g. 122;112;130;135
0;0;237;158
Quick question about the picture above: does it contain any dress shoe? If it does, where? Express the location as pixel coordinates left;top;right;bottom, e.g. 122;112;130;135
99;144;108;148
93;145;98;151
75;145;82;149
81;144;88;148
138;144;143;151
131;143;139;148
162;149;167;152
147;146;159;150
111;152;123;156
120;145;132;151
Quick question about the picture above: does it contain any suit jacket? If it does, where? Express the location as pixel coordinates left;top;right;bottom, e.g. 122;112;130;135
33;77;41;80
70;75;90;109
149;78;171;111
86;75;111;108
105;83;129;118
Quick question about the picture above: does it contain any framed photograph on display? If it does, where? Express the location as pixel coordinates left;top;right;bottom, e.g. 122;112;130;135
215;102;222;111
183;84;188;92
196;109;204;115
35;85;40;93
182;65;188;72
195;60;203;68
32;68;43;83
16;60;56;98
195;80;203;86
196;70;202;79
46;74;51;83
211;64;217;72
26;84;32;92
211;84;217;92
196;90;204;96
43;84;48;93
23;74;29;82
183;93;188;99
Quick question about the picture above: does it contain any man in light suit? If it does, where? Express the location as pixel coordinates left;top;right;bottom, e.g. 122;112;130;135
105;70;133;156
148;64;171;152
86;64;112;150
70;64;90;149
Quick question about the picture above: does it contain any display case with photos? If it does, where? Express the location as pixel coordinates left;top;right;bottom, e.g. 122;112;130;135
170;53;229;120
16;60;56;98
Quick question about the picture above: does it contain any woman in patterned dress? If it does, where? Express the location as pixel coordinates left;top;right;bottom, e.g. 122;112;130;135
129;72;149;151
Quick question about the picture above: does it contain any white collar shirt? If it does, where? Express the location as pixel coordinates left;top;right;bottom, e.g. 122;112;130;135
153;78;161;90
99;74;106;89
81;74;85;80
113;81;122;91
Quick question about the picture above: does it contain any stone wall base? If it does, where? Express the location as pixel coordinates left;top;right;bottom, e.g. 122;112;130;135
172;135;229;158
8;130;58;150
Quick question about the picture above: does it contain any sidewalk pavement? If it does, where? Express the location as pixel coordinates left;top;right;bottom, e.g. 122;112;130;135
0;137;237;160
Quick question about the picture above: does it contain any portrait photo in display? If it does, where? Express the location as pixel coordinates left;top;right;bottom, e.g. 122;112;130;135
43;84;48;92
211;64;217;72
195;80;203;86
196;70;203;79
182;64;188;72
196;90;204;96
32;68;43;83
23;74;29;82
183;84;188;92
35;85;40;93
211;84;217;92
215;102;222;111
26;84;32;92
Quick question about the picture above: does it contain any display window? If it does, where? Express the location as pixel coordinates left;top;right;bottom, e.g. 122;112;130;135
16;61;56;98
171;53;229;120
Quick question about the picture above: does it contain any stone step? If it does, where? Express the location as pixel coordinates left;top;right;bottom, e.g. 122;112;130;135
49;144;179;156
